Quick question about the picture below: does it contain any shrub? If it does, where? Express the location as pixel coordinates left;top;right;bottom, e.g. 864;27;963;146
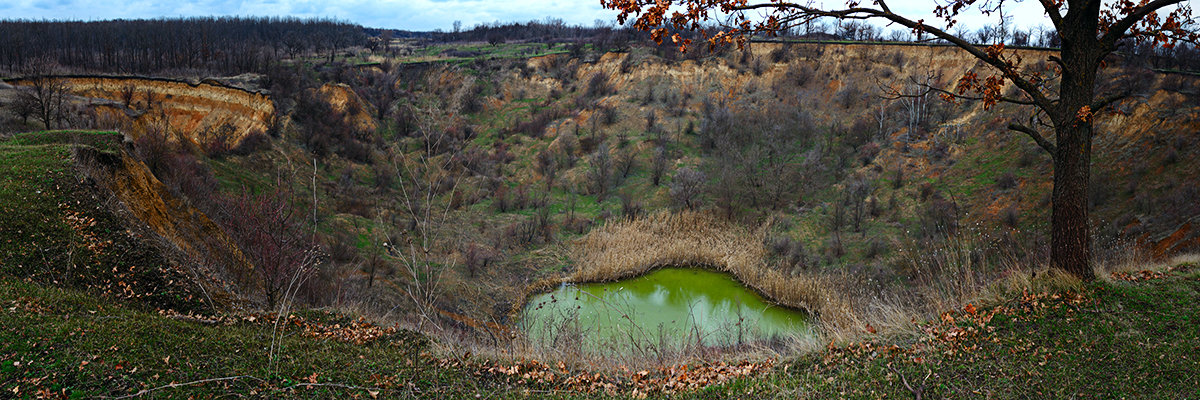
493;185;512;212
232;132;271;156
750;56;768;76
1162;147;1179;166
919;182;935;202
785;63;813;87
769;44;792;63
618;192;644;220
892;165;905;189
769;236;810;270
1015;146;1039;167
584;71;613;99
620;54;636;74
616;148;636;179
651;147;668;186
834;84;862;109
857;142;881;166
220;182;320;309
996;171;1018;190
512;107;564;138
587;143;613;200
599;105;619;126
1002;206;1020;228
462;242;498;278
865;237;888;259
669;167;706;210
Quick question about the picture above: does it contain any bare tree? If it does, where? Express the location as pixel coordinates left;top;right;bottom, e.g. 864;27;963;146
387;104;464;330
651;146;668;186
11;93;38;126
16;59;69;130
221;179;320;309
847;177;875;234
119;82;137;108
587;142;613;200
670;167;706;210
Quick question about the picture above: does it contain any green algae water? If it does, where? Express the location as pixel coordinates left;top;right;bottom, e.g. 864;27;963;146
521;268;811;348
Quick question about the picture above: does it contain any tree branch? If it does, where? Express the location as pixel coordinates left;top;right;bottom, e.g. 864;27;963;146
1100;0;1188;49
1008;122;1056;155
729;3;1057;112
1090;91;1131;111
1038;0;1066;32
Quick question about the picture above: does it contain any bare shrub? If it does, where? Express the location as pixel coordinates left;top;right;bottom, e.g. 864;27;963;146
995;171;1018;190
220;180;321;309
669;167;706;210
769;44;792;63
750;56;768;76
599;104;619;126
651;147;668;186
834;84;862;109
462;242;498;278
584;71;613;99
587;143;613;200
512;107;564;138
615;148;636;179
618;191;644;220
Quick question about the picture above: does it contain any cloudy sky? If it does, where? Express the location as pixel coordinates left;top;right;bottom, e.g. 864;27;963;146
0;0;1195;32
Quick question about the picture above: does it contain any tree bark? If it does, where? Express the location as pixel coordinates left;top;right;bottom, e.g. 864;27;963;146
1050;2;1101;280
1050;121;1095;280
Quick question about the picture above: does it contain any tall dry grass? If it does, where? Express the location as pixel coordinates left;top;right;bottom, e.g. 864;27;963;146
567;210;858;336
563;212;1101;346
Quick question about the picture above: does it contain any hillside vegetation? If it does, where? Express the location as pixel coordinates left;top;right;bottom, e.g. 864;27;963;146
2;32;1200;397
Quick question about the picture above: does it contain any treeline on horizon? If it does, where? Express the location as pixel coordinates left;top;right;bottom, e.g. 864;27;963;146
1;16;1196;77
0;17;366;76
438;18;1199;72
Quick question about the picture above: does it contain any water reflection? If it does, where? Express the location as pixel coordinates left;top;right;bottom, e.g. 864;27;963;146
522;268;811;348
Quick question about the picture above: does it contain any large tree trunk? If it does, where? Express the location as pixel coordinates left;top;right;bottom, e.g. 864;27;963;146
1051;3;1100;280
1050;121;1095;280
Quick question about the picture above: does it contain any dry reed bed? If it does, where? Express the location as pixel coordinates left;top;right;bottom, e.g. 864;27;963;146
568;210;859;333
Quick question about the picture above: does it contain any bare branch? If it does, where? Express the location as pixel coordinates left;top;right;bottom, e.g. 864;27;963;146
728;3;1057;112
1090;91;1132;111
104;376;265;399
1008;122;1056;155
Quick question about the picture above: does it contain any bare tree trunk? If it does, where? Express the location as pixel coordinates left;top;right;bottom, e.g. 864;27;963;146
1050;10;1100;280
1050;121;1095;280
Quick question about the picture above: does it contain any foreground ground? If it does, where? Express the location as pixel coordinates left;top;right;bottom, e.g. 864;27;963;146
2;261;1197;398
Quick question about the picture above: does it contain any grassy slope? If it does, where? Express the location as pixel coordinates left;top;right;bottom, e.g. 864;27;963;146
0;131;205;312
3;262;1196;398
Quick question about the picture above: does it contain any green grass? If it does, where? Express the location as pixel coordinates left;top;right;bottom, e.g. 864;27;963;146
0;130;206;313
717;264;1200;398
0;279;459;398
398;42;570;65
4;262;1198;398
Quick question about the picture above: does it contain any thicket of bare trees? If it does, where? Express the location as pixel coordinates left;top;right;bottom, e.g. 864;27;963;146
0;17;365;75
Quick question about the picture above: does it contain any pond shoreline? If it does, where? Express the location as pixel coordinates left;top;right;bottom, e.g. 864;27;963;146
511;211;850;334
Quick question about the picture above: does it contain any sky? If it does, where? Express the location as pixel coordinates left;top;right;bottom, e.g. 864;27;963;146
0;0;1196;33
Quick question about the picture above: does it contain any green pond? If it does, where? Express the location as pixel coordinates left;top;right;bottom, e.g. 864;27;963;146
521;268;812;348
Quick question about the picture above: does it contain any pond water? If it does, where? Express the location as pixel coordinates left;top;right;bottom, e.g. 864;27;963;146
521;268;811;348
